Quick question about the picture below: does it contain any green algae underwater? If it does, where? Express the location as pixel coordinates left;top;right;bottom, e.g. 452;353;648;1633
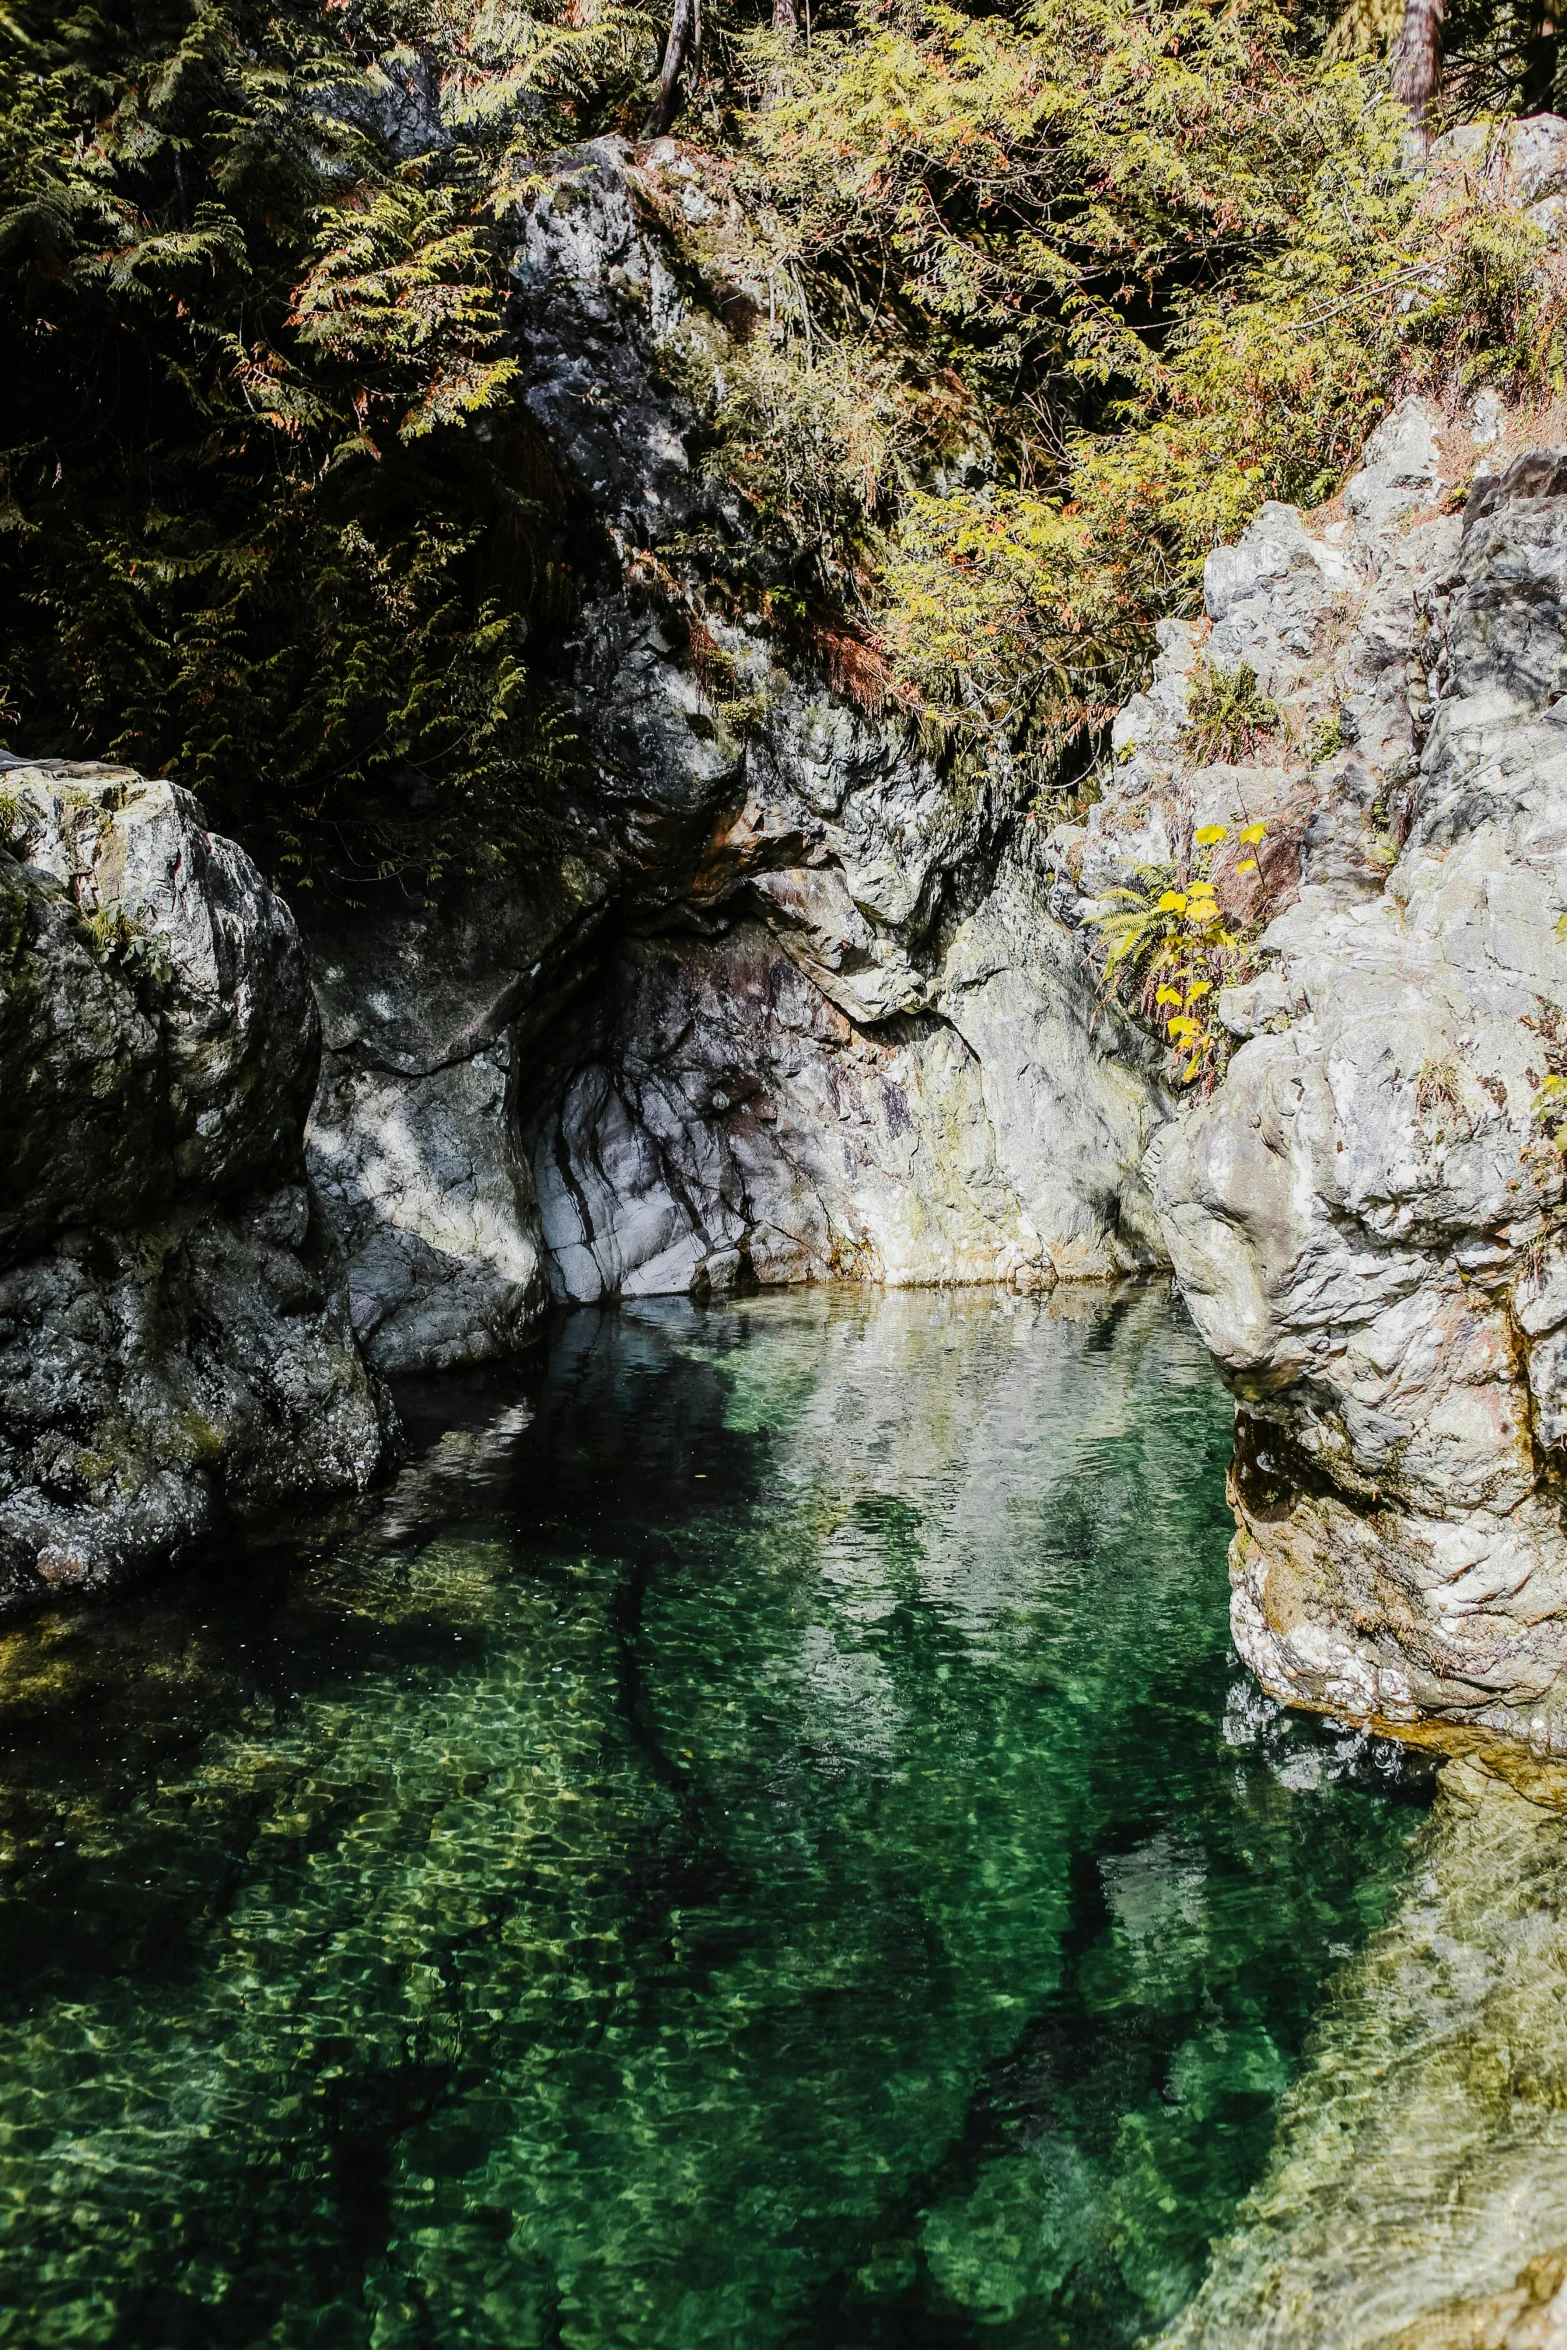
0;1285;1430;2349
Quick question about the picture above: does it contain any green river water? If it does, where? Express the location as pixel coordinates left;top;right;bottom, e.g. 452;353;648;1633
0;1285;1430;2349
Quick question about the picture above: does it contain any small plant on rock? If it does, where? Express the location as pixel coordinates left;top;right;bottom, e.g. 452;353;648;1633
1532;1073;1567;1150
1089;822;1267;1087
79;900;174;985
1416;1056;1463;1116
1519;1226;1557;1283
1180;662;1281;767
1521;1005;1567;1164
1309;712;1347;765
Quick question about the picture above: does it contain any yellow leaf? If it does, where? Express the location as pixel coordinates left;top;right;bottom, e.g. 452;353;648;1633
1155;984;1182;1005
1187;878;1217;898
1187;902;1221;927
1166;1015;1198;1039
1236;858;1258;874
1185;980;1211;1002
1194;823;1228;846
1157;890;1188;913
1239;823;1267;844
1182;1053;1203;1083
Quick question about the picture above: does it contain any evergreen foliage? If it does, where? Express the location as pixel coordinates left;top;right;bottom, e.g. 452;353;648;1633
0;0;1561;892
0;0;652;892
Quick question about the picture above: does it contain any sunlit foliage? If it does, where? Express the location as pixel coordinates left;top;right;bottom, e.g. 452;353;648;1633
1090;822;1270;1086
712;7;1567;786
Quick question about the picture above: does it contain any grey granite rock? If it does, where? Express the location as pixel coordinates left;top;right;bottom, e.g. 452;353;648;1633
301;877;577;1374
521;870;1167;1305
1104;416;1567;1747
1430;110;1567;208
0;768;388;1607
2;765;316;1257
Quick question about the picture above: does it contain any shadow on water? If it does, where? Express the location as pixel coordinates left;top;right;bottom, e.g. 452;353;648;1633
0;1283;1434;2349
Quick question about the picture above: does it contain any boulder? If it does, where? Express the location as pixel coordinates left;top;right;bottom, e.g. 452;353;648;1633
0;767;388;1607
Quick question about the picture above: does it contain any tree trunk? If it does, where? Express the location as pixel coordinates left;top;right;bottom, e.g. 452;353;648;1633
1523;0;1559;114
647;0;701;137
773;0;799;30
1390;0;1444;131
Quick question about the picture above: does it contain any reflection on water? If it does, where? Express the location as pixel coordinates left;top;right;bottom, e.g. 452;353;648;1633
0;1285;1427;2348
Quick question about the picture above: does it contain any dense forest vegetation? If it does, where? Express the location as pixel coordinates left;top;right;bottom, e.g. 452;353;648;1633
0;0;1561;893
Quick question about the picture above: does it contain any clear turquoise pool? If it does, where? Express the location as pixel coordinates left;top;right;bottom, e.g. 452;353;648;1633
0;1285;1427;2347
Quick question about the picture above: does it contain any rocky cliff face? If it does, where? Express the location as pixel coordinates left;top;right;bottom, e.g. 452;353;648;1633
6;118;1565;1751
0;768;387;1608
302;136;1173;1374
1046;396;1567;1749
0;137;1173;1608
300;131;1567;1754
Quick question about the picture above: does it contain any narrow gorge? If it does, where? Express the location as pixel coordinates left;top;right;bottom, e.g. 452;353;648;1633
4;10;1567;2344
12;127;1567;1745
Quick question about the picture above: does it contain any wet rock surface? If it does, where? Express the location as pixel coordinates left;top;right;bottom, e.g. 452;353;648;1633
523;851;1170;1305
0;768;387;1608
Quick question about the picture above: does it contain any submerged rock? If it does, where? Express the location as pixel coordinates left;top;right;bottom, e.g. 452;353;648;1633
1164;1752;1567;2350
0;767;388;1607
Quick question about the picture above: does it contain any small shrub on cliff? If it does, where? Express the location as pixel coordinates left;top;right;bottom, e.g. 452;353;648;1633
1090;823;1268;1086
1310;711;1350;764
1180;663;1282;768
